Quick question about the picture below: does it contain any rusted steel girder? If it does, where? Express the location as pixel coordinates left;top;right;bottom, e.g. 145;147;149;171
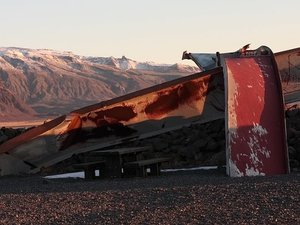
0;68;224;175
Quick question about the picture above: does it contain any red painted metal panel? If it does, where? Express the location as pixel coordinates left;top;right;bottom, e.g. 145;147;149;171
223;50;289;176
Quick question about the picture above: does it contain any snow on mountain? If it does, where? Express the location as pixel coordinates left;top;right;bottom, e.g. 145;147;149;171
0;47;199;121
86;55;199;73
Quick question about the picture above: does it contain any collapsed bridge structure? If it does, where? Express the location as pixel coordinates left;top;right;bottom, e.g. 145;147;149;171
1;45;300;177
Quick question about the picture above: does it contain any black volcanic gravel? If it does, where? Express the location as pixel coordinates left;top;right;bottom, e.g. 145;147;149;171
0;170;299;225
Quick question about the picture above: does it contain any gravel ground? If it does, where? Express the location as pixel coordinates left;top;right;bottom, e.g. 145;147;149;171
0;169;299;225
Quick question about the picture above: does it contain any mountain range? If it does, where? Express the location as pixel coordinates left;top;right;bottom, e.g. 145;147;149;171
0;47;199;121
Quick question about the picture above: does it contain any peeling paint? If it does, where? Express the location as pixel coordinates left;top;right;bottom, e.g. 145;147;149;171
229;159;243;177
225;54;287;177
247;136;263;166
245;164;265;176
246;123;271;171
251;123;268;137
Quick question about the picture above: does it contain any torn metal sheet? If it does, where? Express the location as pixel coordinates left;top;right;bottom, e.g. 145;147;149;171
222;46;289;177
182;51;218;71
0;68;225;175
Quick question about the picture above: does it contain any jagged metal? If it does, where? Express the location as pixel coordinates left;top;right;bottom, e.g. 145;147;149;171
182;51;218;71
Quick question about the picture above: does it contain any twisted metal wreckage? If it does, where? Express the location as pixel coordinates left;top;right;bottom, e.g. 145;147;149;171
1;45;300;177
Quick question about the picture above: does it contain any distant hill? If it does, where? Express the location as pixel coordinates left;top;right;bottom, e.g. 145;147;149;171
0;83;36;121
0;47;199;121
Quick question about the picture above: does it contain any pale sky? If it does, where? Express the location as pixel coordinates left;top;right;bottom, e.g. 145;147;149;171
0;0;299;64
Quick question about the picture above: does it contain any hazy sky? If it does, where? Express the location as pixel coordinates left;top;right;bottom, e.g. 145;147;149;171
0;0;299;64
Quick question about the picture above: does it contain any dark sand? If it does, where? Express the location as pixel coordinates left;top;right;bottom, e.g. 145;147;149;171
0;169;299;225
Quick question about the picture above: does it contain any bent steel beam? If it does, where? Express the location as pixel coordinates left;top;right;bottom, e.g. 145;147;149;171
0;68;225;175
182;51;218;71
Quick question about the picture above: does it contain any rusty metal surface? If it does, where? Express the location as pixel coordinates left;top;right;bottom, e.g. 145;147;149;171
222;47;289;177
0;68;225;175
57;67;224;151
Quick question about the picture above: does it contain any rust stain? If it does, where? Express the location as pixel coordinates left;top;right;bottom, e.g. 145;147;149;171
84;106;138;137
59;106;138;149
145;77;210;118
88;105;137;126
